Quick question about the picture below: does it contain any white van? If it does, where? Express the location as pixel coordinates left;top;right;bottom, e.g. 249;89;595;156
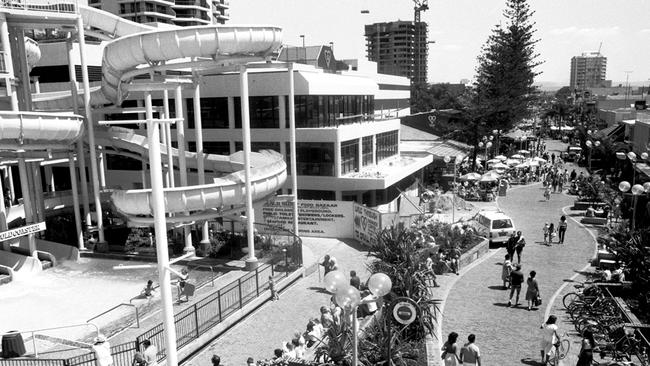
472;210;516;245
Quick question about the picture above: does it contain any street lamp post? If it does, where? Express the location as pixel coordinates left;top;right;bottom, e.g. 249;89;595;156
444;155;458;223
492;129;502;156
324;271;392;366
618;181;645;230
478;140;492;162
299;35;305;63
585;139;600;172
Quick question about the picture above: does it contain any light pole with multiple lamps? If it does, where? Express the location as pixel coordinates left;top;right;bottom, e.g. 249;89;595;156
324;271;392;366
478;137;493;162
585;139;600;172
444;155;459;223
492;129;502;156
618;181;647;230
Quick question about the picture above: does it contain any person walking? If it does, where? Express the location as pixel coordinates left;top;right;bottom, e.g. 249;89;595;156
577;329;596;366
540;315;560;365
425;252;439;287
514;231;526;264
508;264;524;307
525;270;540;311
441;332;461;366
542;223;550;245
91;334;113;366
548;223;556;244
501;254;513;289
506;233;517;262
320;255;334;275
459;334;482;366
269;275;279;301
349;270;361;290
544;185;551;201
558;215;568;244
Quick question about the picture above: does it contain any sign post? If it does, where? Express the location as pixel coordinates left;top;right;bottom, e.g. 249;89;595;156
388;297;420;363
0;222;46;242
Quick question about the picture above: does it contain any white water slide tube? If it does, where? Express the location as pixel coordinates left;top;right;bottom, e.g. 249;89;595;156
0;111;84;147
78;7;286;218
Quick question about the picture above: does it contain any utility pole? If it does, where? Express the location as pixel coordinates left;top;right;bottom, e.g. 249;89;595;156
624;70;633;106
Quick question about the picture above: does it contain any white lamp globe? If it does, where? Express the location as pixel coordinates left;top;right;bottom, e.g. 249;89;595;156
632;184;645;196
478;142;484;148
627;152;637;161
643;182;650;192
595;141;601;147
641;152;648;160
619;181;631;193
334;285;361;309
323;270;347;293
487;142;493;148
585;140;592;148
368;273;392;297
443;156;451;163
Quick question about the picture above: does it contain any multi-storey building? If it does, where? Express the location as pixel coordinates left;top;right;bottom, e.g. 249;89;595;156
86;0;230;25
364;20;428;85
570;52;610;91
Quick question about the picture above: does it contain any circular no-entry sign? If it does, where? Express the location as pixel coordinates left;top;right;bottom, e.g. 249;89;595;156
393;300;417;325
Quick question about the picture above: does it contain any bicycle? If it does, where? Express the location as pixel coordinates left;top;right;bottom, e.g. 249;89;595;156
547;332;571;366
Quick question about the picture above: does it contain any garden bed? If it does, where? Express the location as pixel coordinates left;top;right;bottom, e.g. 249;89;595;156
573;200;607;210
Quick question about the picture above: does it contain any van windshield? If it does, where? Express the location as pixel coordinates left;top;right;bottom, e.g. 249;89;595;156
492;219;513;229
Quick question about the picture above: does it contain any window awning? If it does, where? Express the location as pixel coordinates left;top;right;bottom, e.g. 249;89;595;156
295;71;378;95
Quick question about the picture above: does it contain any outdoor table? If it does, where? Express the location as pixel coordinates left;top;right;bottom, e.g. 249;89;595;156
1;331;26;358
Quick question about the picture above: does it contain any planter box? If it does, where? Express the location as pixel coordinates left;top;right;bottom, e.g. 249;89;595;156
580;217;607;225
459;239;490;269
573;201;607;210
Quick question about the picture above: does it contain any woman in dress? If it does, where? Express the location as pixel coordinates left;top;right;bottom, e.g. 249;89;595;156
540;315;559;364
576;329;595;366
441;331;461;366
548;223;555;244
502;254;513;289
525;270;540;311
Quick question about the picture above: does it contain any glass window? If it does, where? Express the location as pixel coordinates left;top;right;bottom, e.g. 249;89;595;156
234;141;281;153
362;136;373;166
106;154;142;171
286;142;334;176
203;141;231;155
186;97;228;129
234;96;279;128
492;219;513;229
340;139;359;175
376;130;398;162
298;190;335;200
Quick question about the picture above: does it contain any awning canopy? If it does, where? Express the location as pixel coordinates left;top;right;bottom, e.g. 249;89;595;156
594;124;624;140
295;71;378;95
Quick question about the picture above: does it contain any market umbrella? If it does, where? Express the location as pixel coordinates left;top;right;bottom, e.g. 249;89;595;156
515;162;530;169
518;150;530;155
533;157;547;163
529;160;540;166
492;162;508;169
460;172;482;180
487;158;502;164
480;174;498;182
510;154;525;160
495;155;507;161
506;158;521;166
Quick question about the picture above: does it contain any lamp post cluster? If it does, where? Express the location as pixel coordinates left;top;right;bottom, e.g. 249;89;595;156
444;155;460;223
323;271;393;366
492;129;503;155
617;181;650;230
478;135;494;161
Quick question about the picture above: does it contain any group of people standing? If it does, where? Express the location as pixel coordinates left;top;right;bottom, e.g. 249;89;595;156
542;215;568;245
441;332;482;366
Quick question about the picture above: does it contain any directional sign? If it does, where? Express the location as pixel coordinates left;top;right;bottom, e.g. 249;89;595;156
393;299;418;325
0;222;46;242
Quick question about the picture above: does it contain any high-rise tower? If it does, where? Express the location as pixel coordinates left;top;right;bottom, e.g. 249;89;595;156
86;0;230;26
570;52;609;91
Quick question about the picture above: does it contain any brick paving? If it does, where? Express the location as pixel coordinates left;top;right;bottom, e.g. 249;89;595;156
183;237;372;366
440;140;599;366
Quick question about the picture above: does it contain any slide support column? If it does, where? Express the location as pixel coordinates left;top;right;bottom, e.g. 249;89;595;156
69;152;85;250
175;86;192;251
193;80;209;248
239;65;257;270
287;64;299;238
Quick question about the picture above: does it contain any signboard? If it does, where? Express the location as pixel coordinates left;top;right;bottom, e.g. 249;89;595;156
255;199;353;238
0;222;46;242
353;202;381;246
392;300;418;325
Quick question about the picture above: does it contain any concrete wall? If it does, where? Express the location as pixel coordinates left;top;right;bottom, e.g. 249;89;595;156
0;249;42;276
36;239;79;262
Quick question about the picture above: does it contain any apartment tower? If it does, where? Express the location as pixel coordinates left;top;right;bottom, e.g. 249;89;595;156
364;20;428;85
86;0;230;25
570;52;609;91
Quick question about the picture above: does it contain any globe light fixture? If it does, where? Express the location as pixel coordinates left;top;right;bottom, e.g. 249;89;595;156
643;182;650;193
324;270;347;293
641;152;648;160
619;181;631;193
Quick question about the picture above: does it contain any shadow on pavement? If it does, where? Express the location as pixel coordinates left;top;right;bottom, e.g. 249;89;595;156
487;285;507;290
307;286;331;294
520;358;544;366
493;302;511;307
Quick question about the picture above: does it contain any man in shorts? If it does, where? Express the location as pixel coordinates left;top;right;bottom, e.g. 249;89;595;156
460;334;482;366
508;264;524;307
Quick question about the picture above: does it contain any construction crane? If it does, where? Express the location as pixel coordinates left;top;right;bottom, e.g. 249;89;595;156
413;0;429;84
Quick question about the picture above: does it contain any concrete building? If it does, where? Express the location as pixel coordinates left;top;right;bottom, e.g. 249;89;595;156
364;20;429;85
570;52;611;91
86;0;230;25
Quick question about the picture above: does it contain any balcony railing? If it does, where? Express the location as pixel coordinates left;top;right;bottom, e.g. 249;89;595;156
0;51;8;74
0;0;77;13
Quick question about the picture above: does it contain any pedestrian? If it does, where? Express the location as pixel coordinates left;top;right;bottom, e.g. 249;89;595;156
506;233;517;261
441;332;461;366
558;215;567;244
544;185;551;201
131;352;146;366
425;252;439;287
319;306;334;328
92;334;113;366
570;169;577;181
551;153;555;164
211;355;221;366
142;340;157;366
320;255;333;275
141;280;155;298
450;245;461;275
514;231;526;264
501;254;513;289
269;275;279;300
548;223;556;244
508;264;524;307
525;270;540;311
540;315;559;364
542;223;550;245
246;357;255;366
459;334;482;366
176;268;189;302
577;329;596;366
349;270;361;290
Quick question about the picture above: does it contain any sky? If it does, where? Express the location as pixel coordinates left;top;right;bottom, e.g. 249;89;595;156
228;0;650;86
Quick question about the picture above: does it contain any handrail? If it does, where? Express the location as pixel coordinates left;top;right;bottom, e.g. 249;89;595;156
87;303;140;329
186;263;219;287
0;322;98;358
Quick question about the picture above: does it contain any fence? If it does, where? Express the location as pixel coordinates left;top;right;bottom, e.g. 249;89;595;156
0;241;301;366
0;0;78;13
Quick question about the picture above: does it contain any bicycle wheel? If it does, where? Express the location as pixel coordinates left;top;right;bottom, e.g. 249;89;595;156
546;350;559;366
563;292;581;309
558;339;570;359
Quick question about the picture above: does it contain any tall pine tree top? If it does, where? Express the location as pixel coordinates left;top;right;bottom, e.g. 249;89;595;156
473;0;542;132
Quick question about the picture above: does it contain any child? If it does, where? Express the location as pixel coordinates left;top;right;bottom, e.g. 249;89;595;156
548;223;556;244
502;254;513;289
142;280;155;297
269;275;279;301
544;186;551;201
542;223;550;245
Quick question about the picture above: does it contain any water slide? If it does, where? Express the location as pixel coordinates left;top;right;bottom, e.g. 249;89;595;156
33;6;287;222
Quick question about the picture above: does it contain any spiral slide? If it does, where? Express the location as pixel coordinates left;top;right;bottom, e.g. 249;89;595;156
34;6;287;221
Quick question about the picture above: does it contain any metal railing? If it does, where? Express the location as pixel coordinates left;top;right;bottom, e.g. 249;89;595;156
0;323;98;359
0;0;78;13
87;303;140;329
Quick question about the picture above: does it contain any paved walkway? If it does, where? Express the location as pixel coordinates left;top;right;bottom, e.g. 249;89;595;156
439;140;598;365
